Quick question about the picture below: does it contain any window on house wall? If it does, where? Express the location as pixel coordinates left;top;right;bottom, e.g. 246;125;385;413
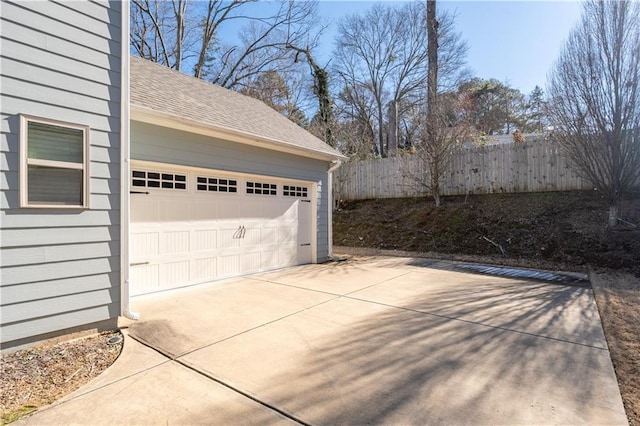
20;115;90;208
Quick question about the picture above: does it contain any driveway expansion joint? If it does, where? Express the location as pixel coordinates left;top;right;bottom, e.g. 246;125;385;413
344;295;609;351
127;332;312;426
173;357;311;426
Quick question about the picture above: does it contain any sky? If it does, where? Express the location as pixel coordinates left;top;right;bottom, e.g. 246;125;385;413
315;0;584;96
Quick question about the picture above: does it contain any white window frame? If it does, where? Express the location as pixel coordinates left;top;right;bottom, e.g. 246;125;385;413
19;114;90;208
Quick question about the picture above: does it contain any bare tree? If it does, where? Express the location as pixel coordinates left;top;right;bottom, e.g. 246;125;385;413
415;94;471;207
239;70;308;127
130;0;177;67
333;2;467;157
192;1;248;79
547;0;640;226
130;0;321;90
414;0;471;207
334;85;377;158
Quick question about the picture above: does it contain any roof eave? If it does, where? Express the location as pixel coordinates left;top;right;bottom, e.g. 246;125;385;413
131;105;346;162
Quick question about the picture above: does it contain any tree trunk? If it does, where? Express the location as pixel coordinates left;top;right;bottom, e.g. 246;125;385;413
431;159;441;207
426;0;438;118
432;188;441;207
608;203;619;227
427;0;439;206
173;0;187;71
387;101;398;157
377;107;386;158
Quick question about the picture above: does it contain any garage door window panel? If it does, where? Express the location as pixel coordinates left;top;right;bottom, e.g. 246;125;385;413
197;176;238;193
283;184;308;198
247;181;277;195
132;170;187;190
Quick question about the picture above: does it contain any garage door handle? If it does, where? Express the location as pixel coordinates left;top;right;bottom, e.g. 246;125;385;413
130;190;149;194
300;243;311;247
233;225;246;239
130;261;150;266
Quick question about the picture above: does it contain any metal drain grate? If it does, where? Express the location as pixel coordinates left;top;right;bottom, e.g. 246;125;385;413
456;264;589;286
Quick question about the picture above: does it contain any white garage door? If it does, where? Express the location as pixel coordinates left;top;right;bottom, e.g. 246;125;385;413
129;162;314;296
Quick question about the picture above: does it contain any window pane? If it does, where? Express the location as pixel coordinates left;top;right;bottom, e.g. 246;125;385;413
28;122;83;163
28;165;83;205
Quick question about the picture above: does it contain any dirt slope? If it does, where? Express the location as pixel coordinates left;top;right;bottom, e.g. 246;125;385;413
334;191;640;275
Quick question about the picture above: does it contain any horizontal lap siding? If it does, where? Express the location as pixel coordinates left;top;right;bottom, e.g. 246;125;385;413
131;121;330;261
0;0;122;347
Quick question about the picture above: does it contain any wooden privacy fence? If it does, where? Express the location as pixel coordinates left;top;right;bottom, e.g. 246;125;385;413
334;138;593;201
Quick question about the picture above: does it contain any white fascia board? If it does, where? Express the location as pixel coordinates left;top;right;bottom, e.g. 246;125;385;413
131;106;346;162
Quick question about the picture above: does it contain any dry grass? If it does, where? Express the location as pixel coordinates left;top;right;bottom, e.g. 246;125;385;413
0;331;123;425
591;270;640;426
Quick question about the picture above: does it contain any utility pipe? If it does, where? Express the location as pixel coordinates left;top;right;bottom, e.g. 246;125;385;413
327;159;343;257
120;4;139;321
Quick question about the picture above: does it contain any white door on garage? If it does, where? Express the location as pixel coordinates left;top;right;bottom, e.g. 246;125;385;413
129;163;314;296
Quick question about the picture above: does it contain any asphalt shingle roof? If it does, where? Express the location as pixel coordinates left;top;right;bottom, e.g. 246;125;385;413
130;56;343;160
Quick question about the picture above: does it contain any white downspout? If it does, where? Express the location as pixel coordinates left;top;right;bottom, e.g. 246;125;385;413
327;159;343;257
120;1;139;321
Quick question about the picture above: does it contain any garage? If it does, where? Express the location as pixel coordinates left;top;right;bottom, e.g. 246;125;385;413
129;161;315;296
127;56;344;298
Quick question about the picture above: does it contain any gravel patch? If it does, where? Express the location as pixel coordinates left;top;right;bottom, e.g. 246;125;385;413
0;331;123;424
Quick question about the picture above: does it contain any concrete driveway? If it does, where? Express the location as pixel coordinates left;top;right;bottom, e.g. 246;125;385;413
21;256;627;425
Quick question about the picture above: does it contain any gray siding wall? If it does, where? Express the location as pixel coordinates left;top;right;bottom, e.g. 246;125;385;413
1;1;123;348
131;121;330;261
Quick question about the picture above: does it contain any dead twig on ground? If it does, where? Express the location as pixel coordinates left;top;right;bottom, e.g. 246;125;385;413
482;236;505;256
